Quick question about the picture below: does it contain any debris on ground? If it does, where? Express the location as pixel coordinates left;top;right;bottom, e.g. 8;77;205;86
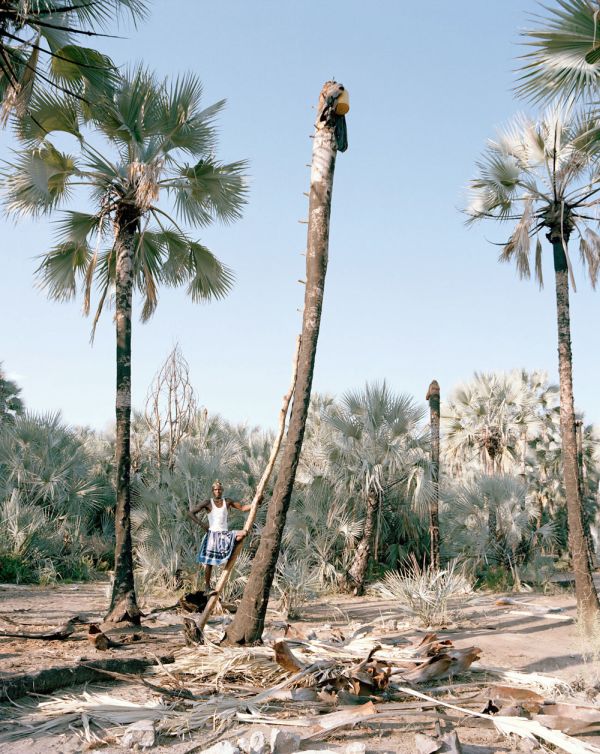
2;613;599;754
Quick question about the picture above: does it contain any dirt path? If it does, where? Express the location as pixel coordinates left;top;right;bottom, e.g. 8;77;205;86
0;581;598;754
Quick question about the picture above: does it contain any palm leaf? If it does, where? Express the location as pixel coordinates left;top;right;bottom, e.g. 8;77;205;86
3;142;77;215
36;241;92;301
170;159;248;227
516;0;600;104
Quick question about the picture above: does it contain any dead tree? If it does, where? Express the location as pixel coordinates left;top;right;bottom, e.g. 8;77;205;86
145;344;197;475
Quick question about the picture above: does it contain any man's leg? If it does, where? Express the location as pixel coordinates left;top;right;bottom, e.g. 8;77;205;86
204;565;212;591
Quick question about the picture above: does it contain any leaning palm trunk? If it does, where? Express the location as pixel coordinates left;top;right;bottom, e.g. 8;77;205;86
224;82;347;645
105;214;141;624
552;238;600;631
427;380;441;569
195;336;301;634
346;490;379;595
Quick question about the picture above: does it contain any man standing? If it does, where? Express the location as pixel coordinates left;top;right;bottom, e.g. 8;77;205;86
187;480;251;592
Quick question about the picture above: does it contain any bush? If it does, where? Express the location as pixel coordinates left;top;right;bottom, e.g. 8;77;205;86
373;558;473;627
0;553;34;583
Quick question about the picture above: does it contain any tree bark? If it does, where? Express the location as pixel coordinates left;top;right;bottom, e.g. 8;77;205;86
427;380;440;570
105;212;141;625
223;83;344;645
346;490;380;595
551;238;599;632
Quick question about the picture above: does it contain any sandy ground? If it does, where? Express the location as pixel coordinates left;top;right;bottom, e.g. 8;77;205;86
0;579;599;754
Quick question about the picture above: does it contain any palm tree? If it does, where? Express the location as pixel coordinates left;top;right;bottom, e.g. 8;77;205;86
516;0;600;105
3;68;247;623
324;381;427;595
223;81;348;645
467;107;600;630
444;370;556;477
0;0;147;122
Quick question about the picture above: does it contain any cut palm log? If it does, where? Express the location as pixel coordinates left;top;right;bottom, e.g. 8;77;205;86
87;624;125;650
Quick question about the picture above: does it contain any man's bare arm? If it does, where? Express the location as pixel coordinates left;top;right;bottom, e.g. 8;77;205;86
187;500;210;530
228;499;254;513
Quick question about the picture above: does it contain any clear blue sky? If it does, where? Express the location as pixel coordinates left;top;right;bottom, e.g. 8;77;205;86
2;0;599;431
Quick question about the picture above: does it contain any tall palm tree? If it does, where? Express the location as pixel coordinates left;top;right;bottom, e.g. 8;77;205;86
516;0;600;105
324;381;427;595
223;81;348;645
3;68;247;623
0;0;148;121
467;107;600;630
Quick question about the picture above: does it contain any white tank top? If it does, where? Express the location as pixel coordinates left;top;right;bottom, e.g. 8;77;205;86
208;499;228;532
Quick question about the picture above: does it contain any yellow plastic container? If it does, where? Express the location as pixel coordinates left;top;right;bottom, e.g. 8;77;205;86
335;89;350;115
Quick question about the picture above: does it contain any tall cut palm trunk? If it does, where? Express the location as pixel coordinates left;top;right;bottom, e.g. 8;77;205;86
427;380;440;570
224;82;346;645
551;237;599;631
105;210;141;624
347;490;380;595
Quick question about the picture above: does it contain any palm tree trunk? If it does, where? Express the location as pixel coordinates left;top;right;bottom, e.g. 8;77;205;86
223;83;345;645
427;380;440;569
347;490;379;595
552;239;599;632
575;419;597;568
105;214;141;625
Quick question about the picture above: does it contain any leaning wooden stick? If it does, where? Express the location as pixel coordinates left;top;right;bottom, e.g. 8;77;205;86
196;335;302;633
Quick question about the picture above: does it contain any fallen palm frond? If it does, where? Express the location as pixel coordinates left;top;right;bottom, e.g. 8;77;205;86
472;664;573;694
0;692;172;744
153;644;285;688
395;686;600;754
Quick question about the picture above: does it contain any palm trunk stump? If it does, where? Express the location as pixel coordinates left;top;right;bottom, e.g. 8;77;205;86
223;81;349;645
427;379;441;570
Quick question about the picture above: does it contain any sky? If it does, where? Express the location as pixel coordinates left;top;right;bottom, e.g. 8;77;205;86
2;0;600;433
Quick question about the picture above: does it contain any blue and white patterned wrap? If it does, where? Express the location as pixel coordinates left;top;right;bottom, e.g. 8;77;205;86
196;530;236;566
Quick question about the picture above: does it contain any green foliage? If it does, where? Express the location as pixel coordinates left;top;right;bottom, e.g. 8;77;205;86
0;0;148;122
0;364;24;426
4;67;247;328
0;372;593;595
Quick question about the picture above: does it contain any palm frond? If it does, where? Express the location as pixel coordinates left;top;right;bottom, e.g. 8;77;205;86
169;158;248;227
516;0;600;105
3;142;77;215
35;240;92;301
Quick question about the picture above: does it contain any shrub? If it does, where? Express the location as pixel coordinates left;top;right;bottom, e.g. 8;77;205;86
373;558;473;627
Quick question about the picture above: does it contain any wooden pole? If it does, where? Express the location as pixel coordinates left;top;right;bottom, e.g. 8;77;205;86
195;336;302;634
